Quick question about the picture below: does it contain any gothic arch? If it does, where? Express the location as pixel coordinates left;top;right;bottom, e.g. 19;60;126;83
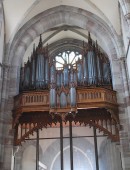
5;6;124;118
7;5;122;68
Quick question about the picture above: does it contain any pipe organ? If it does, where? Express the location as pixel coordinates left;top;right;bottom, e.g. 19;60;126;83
19;33;112;110
20;36;49;91
13;33;119;147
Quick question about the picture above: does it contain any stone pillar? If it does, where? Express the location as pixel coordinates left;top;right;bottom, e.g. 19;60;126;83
119;0;130;26
0;65;10;169
119;57;130;170
0;65;19;170
120;57;130;97
110;57;130;170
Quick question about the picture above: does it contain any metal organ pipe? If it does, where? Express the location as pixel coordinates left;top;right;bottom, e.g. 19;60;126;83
69;67;77;108
60;71;64;86
45;57;49;86
96;53;103;85
24;62;30;88
57;71;61;88
19;67;24;91
36;54;45;88
83;54;88;85
70;67;74;83
103;60;111;85
87;51;97;85
50;63;56;84
60;92;67;107
50;63;56;108
63;64;69;86
31;56;35;87
77;59;83;85
50;87;56;108
70;86;76;107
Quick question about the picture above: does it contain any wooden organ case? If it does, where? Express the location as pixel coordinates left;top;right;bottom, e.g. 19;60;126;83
13;33;119;147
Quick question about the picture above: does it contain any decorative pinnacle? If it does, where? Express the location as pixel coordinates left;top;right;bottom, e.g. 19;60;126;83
38;34;43;48
33;44;35;54
96;40;98;48
88;32;92;46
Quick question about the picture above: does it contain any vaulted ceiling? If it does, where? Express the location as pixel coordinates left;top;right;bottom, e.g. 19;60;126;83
3;0;122;65
3;0;120;42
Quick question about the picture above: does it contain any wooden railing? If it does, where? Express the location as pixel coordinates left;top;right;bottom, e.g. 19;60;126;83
13;87;117;115
13;90;49;114
77;87;117;109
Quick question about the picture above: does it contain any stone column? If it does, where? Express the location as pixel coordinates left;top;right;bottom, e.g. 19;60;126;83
0;65;10;169
119;57;130;170
119;0;130;27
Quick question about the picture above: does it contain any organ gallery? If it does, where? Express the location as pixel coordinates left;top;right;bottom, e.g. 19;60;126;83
12;33;119;170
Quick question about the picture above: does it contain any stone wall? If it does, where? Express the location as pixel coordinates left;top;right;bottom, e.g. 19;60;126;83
0;4;130;170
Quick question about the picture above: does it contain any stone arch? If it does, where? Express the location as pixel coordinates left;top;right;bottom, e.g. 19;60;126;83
6;5;122;67
0;4;129;170
5;6;125;122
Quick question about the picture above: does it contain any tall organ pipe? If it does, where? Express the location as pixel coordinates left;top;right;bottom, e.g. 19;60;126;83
87;51;97;85
60;71;64;86
103;60;111;84
36;54;45;88
24;62;30;88
70;86;76;107
19;67;24;91
57;71;61;88
96;54;103;85
45;57;49;86
50;63;56;84
50;87;56;108
70;67;74;83
31;56;35;87
50;63;56;108
60;92;67;107
70;65;76;107
63;64;69;86
83;54;88;84
77;59;83;85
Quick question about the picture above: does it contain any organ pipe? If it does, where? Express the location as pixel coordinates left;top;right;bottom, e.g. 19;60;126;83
77;58;83;85
63;64;69;86
50;87;56;108
83;53;88;85
45;57;49;86
70;86;76;107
